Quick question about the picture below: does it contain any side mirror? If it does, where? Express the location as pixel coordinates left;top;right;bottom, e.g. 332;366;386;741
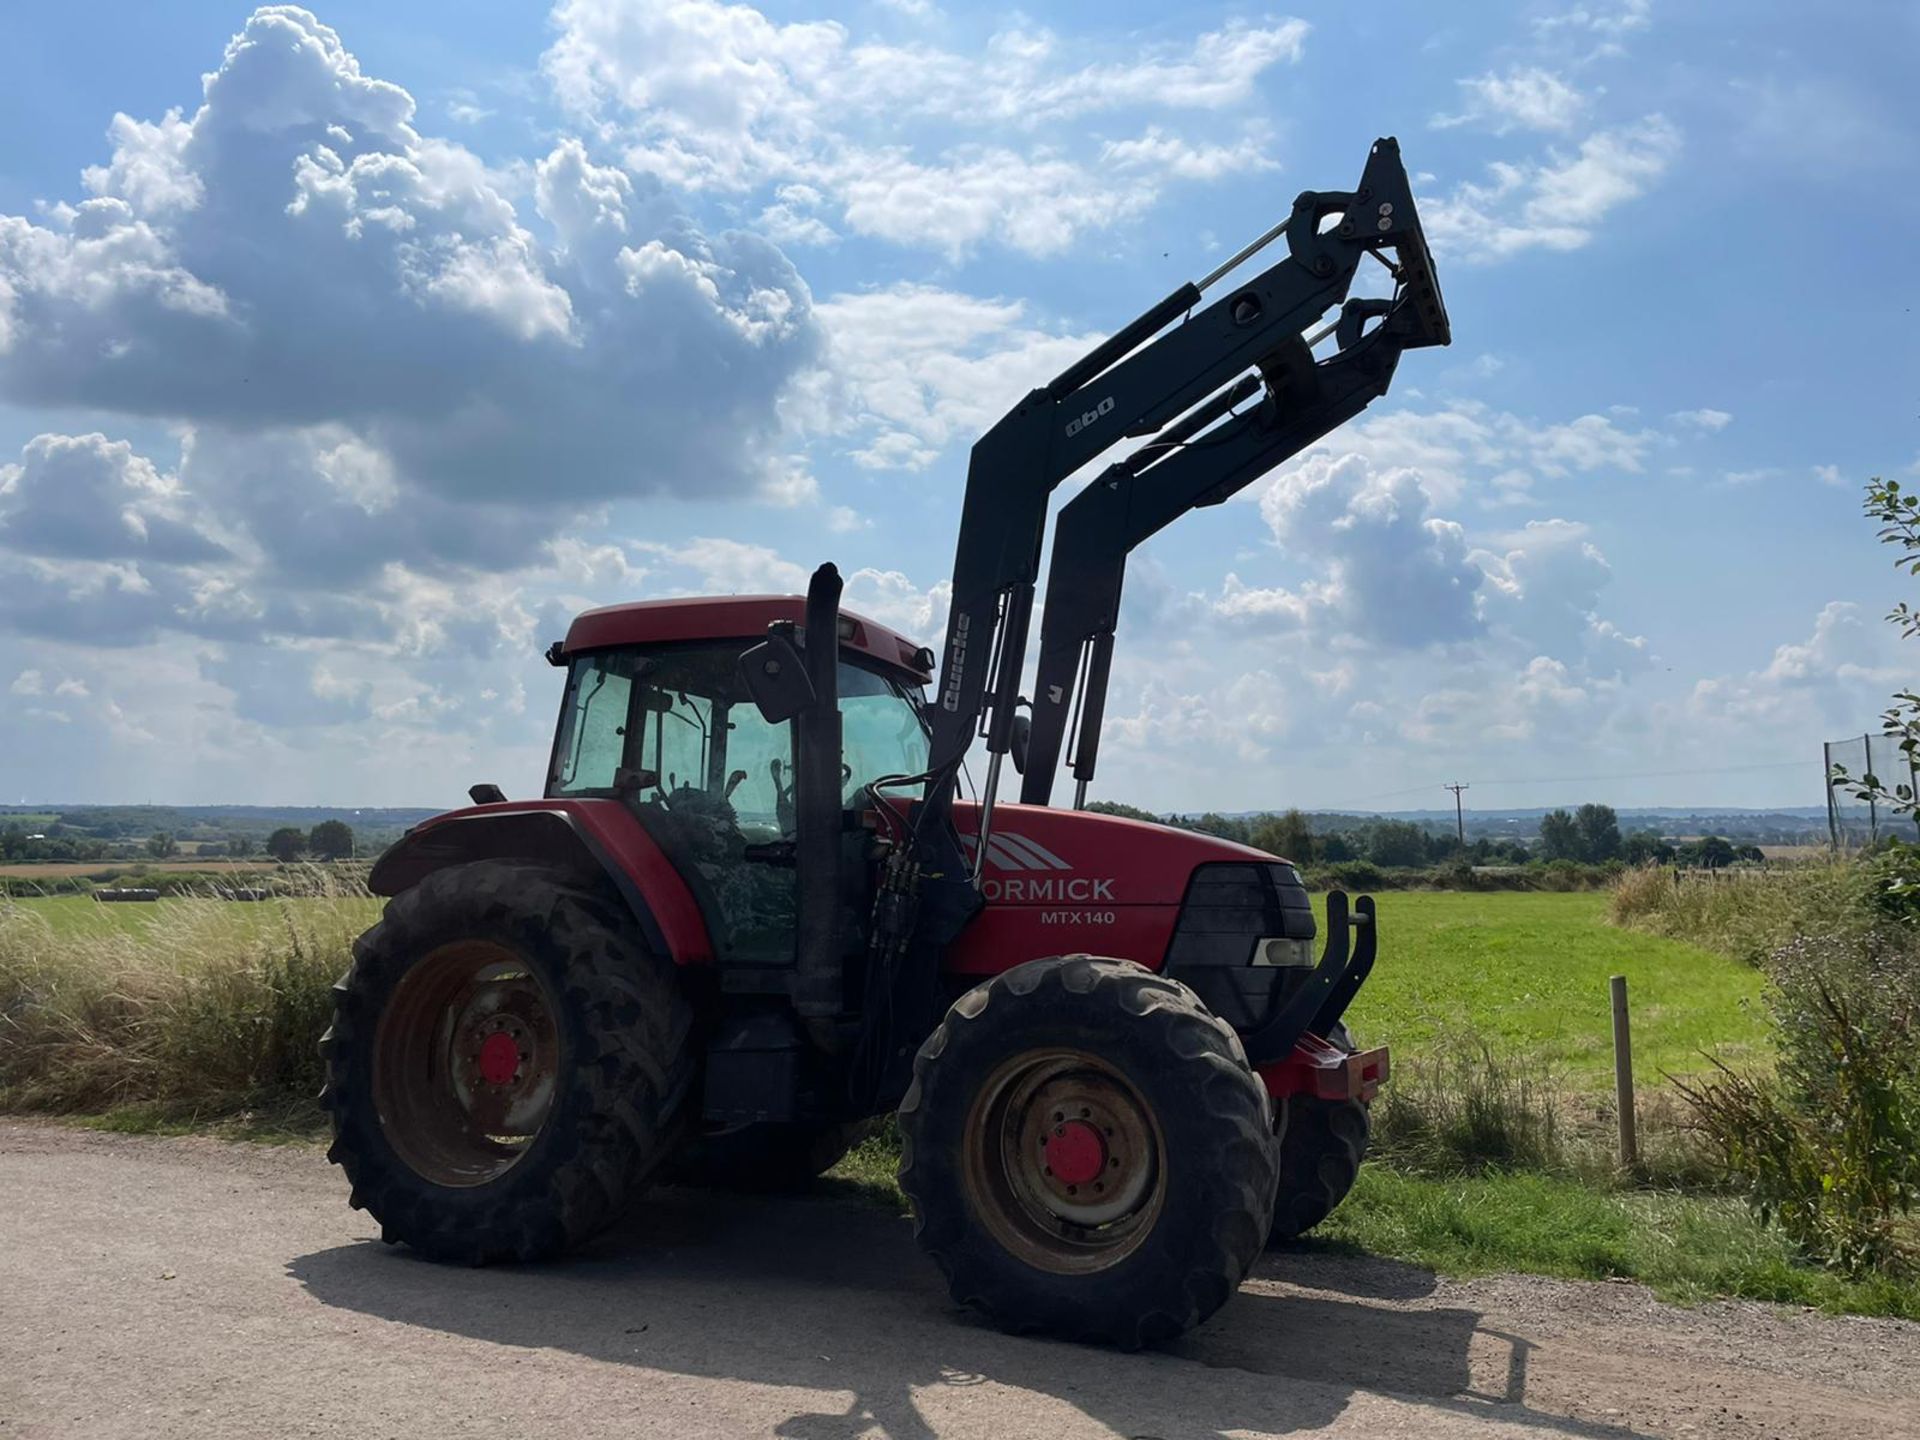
740;636;815;724
1008;711;1032;775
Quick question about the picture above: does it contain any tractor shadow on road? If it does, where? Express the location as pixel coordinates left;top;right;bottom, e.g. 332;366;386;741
291;1187;1628;1440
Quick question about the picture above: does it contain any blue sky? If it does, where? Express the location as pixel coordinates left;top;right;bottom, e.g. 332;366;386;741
0;0;1913;814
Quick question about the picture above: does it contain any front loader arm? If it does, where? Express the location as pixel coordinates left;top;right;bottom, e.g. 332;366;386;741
917;138;1445;876
1019;281;1446;805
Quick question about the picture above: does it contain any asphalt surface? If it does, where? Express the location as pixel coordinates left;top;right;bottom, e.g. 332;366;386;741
3;1122;1917;1439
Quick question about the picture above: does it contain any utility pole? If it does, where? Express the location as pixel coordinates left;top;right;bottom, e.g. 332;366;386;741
1443;782;1468;846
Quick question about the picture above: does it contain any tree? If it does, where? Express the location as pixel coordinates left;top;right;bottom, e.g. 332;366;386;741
1086;800;1160;825
227;832;255;858
1250;809;1315;865
1831;477;1920;826
145;831;179;859
1365;819;1430;868
1574;803;1622;862
267;827;306;863
1681;835;1737;869
1538;809;1580;861
309;820;356;860
1622;830;1675;865
1182;812;1251;843
1318;832;1355;862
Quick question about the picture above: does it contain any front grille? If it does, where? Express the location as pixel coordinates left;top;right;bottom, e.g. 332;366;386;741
1161;862;1317;1034
1163;862;1315;969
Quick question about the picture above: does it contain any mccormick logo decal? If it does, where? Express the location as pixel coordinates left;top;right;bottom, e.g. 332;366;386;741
961;832;1117;904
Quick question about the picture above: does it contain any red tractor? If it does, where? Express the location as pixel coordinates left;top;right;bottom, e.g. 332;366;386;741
322;139;1449;1347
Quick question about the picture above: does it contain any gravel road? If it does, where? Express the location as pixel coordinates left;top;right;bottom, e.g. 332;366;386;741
3;1121;1916;1440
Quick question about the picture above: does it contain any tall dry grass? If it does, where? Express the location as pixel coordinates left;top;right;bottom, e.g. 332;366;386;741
1370;1038;1568;1175
1371;1035;1724;1189
0;876;376;1121
1609;860;1872;968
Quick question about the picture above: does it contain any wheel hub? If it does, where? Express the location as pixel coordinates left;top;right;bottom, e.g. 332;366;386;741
962;1050;1166;1275
1043;1119;1107;1187
370;942;561;1188
476;1030;522;1087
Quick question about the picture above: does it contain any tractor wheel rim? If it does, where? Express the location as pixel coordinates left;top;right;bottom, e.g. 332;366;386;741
371;940;561;1188
962;1049;1166;1276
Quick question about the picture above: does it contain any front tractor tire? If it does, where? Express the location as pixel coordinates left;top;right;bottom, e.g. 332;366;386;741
321;861;694;1264
1266;1023;1371;1244
899;956;1279;1348
1267;1095;1370;1243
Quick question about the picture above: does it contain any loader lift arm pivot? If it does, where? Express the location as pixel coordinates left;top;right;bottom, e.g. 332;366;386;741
914;138;1448;889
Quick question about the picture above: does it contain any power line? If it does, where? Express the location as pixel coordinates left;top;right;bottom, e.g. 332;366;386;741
1443;781;1468;843
1356;757;1811;806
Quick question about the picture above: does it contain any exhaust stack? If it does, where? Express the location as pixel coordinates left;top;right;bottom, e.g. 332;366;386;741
791;563;845;1023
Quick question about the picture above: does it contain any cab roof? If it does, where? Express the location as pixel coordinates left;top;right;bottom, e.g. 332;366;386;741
562;595;934;682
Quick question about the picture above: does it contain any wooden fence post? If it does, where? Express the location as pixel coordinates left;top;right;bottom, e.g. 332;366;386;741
1610;974;1637;1170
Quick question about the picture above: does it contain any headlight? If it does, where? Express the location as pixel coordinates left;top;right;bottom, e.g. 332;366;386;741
1252;936;1315;967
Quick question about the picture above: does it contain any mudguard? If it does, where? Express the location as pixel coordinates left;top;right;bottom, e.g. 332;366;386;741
368;799;714;965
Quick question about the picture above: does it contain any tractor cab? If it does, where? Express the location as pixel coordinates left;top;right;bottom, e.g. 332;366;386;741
545;596;932;966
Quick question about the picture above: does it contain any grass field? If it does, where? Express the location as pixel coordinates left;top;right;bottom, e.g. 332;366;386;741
11;891;380;937
1340;891;1769;1090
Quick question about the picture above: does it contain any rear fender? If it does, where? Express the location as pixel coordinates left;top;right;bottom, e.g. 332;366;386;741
368;801;714;965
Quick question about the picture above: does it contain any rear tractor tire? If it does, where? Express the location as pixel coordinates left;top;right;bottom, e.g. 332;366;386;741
321;861;694;1264
899;956;1279;1348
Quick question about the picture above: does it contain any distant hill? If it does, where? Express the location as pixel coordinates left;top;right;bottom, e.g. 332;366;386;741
0;804;443;860
1166;805;1836;846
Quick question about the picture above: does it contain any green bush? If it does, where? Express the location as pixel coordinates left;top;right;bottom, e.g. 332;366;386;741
1318;859;1385;891
1861;841;1920;926
1677;932;1920;1278
1297;860;1618;893
0;873;104;897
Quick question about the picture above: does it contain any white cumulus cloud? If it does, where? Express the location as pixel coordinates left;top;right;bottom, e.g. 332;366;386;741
1423;116;1680;262
543;0;1306;257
